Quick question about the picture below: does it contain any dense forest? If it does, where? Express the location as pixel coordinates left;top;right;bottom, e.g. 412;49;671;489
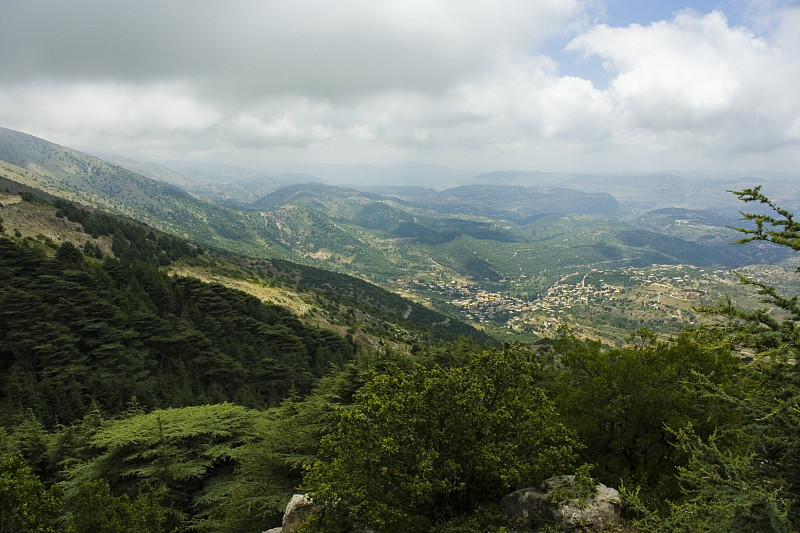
0;209;356;426
1;186;799;532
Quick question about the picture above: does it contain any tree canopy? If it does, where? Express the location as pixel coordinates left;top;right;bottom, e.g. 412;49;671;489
302;345;578;532
0;233;355;426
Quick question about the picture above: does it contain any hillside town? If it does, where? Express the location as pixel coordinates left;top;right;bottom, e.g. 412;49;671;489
395;263;778;342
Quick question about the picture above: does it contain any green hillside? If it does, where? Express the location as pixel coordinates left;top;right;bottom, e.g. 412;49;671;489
0;126;793;347
0;127;287;259
0;186;490;349
0;184;495;531
242;183;794;344
0;216;355;427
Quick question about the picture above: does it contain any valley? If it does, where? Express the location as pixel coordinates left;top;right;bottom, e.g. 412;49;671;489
428;262;800;344
2;126;798;347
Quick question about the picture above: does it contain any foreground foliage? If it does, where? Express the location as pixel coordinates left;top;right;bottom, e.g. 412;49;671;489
621;187;800;531
302;345;578;532
0;455;65;533
551;327;741;507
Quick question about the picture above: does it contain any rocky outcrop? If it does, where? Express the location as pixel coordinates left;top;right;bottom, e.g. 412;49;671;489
283;494;318;533
500;475;621;531
267;478;620;533
263;494;318;533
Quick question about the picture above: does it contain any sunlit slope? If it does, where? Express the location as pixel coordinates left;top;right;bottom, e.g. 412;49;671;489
0;127;287;258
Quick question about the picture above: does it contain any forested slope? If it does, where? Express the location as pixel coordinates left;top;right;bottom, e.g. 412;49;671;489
0;127;287;258
0;187;492;425
0;187;490;532
0;231;355;427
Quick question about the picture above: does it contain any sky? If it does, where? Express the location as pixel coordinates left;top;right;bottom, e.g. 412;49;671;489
1;0;799;175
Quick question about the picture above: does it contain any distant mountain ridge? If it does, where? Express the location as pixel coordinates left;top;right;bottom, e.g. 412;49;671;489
402;183;620;222
0;127;284;256
253;182;387;211
467;169;800;214
112;157;318;208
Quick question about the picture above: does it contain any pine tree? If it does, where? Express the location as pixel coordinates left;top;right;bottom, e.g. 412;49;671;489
636;187;800;531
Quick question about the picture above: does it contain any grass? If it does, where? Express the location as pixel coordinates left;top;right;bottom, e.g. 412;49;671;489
168;263;313;316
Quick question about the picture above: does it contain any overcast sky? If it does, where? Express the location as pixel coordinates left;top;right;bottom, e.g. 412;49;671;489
1;0;799;174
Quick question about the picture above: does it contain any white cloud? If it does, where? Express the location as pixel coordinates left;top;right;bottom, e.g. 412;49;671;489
0;0;798;172
438;52;616;151
226;99;336;149
2;81;431;162
0;82;220;156
567;9;800;157
0;0;582;100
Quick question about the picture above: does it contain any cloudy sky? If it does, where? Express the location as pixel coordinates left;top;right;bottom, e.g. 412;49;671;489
1;0;799;174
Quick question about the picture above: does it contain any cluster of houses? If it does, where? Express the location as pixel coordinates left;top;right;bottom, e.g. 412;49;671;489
395;263;765;342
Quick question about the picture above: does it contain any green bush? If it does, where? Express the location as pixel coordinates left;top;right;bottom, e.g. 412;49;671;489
302;346;578;532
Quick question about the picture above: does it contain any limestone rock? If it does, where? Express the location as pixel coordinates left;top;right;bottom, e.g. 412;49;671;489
500;475;621;531
499;486;548;526
281;494;318;533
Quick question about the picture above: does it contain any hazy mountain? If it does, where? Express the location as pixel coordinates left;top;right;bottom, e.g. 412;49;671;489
409;183;620;222
467;169;800;215
253;182;386;211
280;160;475;187
102;157;316;208
0;127;319;263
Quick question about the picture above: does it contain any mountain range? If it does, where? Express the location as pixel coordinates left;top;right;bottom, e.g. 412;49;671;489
1;126;797;344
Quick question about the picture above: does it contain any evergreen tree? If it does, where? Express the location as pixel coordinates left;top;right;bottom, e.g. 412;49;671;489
551;327;740;506
55;241;83;264
630;187;800;531
63;403;265;530
0;230;355;426
69;480;169;533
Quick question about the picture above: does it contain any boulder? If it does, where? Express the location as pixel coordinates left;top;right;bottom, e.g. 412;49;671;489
500;475;621;531
267;494;378;533
499;486;548;526
281;494;318;533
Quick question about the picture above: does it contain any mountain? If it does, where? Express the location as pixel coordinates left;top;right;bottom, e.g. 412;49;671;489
0;145;491;350
0;127;288;258
404;183;620;222
121;158;316;208
468;169;800;215
2;127;795;345
253;182;386;211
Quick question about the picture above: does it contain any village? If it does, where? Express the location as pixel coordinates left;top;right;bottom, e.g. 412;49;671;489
396;263;750;342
